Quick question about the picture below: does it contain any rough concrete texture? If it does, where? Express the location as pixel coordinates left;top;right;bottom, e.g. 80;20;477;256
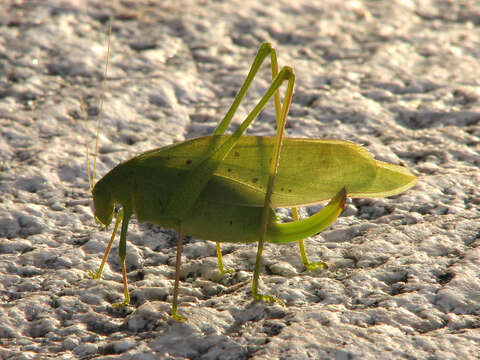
0;0;479;359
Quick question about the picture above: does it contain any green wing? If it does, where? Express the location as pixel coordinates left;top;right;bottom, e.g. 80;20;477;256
205;137;378;207
133;135;416;208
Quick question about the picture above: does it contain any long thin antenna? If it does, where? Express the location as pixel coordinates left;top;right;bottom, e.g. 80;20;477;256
90;20;113;191
83;99;93;191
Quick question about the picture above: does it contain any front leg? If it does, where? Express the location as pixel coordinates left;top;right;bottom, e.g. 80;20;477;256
112;209;132;307
88;208;124;280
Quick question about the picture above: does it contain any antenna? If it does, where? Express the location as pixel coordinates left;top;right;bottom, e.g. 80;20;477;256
86;20;112;192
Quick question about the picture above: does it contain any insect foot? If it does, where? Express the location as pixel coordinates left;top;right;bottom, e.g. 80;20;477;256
253;293;286;307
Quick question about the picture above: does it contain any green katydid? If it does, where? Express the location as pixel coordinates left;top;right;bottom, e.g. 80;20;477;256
85;35;417;322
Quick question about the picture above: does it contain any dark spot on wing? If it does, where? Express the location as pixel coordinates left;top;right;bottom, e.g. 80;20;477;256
235;151;240;157
227;168;232;172
252;178;258;183
288;189;292;193
229;220;233;225
186;159;192;165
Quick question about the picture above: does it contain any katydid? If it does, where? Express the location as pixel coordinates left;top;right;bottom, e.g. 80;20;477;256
85;37;417;322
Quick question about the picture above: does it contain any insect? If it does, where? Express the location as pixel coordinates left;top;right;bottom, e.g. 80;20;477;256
85;31;417;322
